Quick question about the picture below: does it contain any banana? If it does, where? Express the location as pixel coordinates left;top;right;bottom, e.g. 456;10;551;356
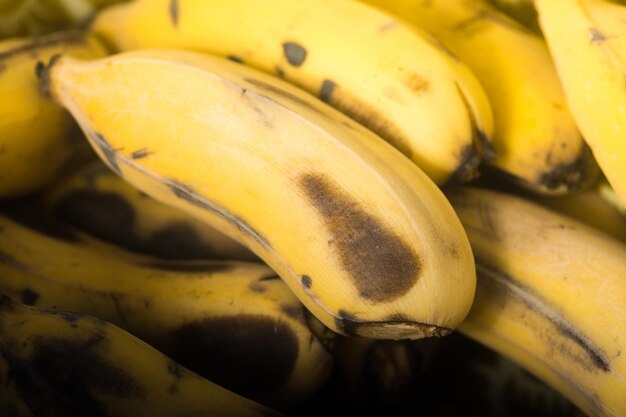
39;159;257;261
38;48;478;340
598;179;626;217
0;201;335;409
0;30;108;198
484;0;541;33
534;0;626;207
89;0;495;185
362;0;598;195
447;186;626;417
0;295;284;417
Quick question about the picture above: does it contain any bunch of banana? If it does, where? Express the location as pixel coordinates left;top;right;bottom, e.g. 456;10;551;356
0;29;108;198
447;186;626;417
0;202;335;410
39;159;257;261
37;48;478;340
534;0;626;208
0;294;284;417
89;0;495;186
362;0;598;195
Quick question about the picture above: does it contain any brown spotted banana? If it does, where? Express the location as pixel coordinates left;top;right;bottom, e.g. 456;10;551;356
0;30;108;198
0;201;335;410
38;48;478;340
89;0;495;185
0;294;285;417
447;186;626;417
39;159;257;261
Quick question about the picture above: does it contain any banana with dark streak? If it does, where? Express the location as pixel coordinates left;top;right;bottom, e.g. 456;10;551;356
0;30;107;198
39;159;257;261
447;186;626;417
38;48;478;340
90;0;495;185
0;295;284;417
0;202;335;410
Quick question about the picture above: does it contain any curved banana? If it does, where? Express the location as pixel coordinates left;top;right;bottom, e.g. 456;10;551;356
38;48;477;339
39;159;257;261
90;0;495;185
0;202;334;409
447;186;626;417
0;295;284;417
0;30;108;198
535;0;626;207
362;0;598;195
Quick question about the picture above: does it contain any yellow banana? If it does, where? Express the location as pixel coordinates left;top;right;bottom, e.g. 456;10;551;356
362;0;598;195
484;0;541;33
39;159;257;261
38;48;477;340
0;295;284;417
90;0;495;185
447;186;626;417
535;0;626;207
0;30;108;198
0;202;334;409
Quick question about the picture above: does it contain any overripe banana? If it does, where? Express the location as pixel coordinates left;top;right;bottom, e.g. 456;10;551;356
0;29;107;198
534;0;626;207
362;0;598;195
0;295;284;417
0;202;334;409
39;159;257;261
90;0;495;185
447;186;626;417
38;48;478;340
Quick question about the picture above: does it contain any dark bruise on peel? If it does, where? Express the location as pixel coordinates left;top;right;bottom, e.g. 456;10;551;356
319;79;336;103
169;0;179;27
20;288;39;306
0;202;80;242
168;180;269;248
282;41;307;66
538;148;597;193
477;262;611;373
299;174;421;303
301;275;312;288
443;143;482;187
167;315;298;400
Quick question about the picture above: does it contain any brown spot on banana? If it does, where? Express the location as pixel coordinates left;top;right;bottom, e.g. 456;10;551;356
405;73;429;94
227;55;244;64
129;148;154;159
319;79;337;103
589;28;606;44
301;275;312;289
167;315;298;401
537;143;599;194
299;173;421;303
169;0;179;27
282;42;307;66
20;288;40;306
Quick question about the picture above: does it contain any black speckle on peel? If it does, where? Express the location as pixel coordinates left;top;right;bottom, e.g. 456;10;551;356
227;55;244;64
299;174;421;303
129;148;154;160
20;289;39;306
167;315;298;401
301;275;312;289
90;133;121;175
282;41;307;66
169;0;179;27
0;202;80;242
319;79;336;103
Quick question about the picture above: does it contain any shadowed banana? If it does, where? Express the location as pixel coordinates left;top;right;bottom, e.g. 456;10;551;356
0;30;108;198
90;0;495;185
0;202;334;409
535;0;626;207
38;49;477;340
484;0;541;33
361;0;598;195
39;159;257;261
447;186;626;417
0;295;284;417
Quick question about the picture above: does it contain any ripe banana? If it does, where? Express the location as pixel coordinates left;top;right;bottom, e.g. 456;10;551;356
447;186;626;417
0;30;108;198
38;48;478;340
39;159;257;261
362;0;598;195
484;0;541;33
0;202;335;409
90;0;495;185
535;0;626;207
0;295;284;417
